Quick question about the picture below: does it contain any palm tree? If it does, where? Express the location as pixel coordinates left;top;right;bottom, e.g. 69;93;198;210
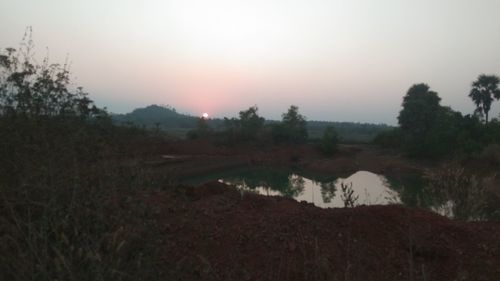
469;74;500;124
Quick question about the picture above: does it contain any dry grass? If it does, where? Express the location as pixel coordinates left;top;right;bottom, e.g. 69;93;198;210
0;118;168;280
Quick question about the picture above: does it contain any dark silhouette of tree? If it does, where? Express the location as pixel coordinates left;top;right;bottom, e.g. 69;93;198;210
272;105;308;144
469;74;500;124
238;105;265;139
188;116;212;139
398;84;441;135
221;105;265;143
0;29;104;119
319;125;339;156
397;84;442;156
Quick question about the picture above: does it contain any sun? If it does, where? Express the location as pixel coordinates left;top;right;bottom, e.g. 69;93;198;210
202;112;209;119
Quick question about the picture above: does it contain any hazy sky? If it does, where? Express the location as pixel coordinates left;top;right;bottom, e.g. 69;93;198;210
1;0;500;124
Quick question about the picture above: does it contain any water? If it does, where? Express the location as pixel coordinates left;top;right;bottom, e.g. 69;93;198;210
185;167;423;209
185;167;497;220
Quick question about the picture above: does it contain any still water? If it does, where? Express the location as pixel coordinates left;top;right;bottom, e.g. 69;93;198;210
185;167;497;220
186;167;424;209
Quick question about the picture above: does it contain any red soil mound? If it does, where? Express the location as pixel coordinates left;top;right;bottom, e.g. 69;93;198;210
141;181;500;281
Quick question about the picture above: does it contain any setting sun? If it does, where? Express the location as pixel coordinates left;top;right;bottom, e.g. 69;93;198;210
202;112;209;119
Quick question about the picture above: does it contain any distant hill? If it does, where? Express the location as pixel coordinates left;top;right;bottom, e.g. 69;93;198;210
112;104;198;134
112;104;393;142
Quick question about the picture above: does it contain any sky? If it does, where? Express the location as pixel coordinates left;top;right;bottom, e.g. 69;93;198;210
1;0;500;124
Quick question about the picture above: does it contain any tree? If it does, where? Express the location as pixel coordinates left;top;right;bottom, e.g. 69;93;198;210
0;29;104;119
469;74;500;124
220;106;265;143
319;126;339;156
273;105;308;144
397;84;442;156
238;105;265;140
187;116;212;139
398;84;441;135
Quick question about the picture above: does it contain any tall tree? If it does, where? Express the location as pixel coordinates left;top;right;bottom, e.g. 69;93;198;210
271;105;308;144
398;83;441;136
469;74;500;124
238;105;265;139
397;83;442;156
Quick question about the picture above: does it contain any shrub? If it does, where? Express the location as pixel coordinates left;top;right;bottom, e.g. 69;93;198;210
318;126;339;156
423;164;488;220
479;143;500;165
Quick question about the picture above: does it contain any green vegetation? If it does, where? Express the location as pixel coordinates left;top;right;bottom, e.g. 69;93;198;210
0;33;167;280
2;31;499;281
318;126;339;156
469;74;500;124
307;121;392;142
375;77;500;159
217;105;266;143
271;105;308;144
424;164;488;220
187;116;213;139
113;104;391;143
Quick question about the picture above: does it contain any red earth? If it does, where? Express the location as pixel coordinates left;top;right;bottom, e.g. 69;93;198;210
126;139;500;280
138;181;500;281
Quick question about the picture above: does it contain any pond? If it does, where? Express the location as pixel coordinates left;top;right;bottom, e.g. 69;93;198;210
185;167;425;209
184;166;498;220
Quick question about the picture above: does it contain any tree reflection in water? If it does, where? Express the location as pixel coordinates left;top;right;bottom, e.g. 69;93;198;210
285;175;305;198
320;181;337;203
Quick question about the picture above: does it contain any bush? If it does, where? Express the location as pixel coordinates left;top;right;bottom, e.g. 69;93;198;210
0;32;165;280
423;164;488;220
479;143;500;165
373;128;402;148
318;126;339;156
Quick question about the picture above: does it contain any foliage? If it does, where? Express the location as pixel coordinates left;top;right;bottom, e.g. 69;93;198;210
0;117;166;280
272;105;308;144
397;84;442;156
115;103;394;143
398;84;441;134
318;126;339;156
479;143;500;165
0;34;166;280
469;74;500;124
373;127;402;148
219;106;266;143
307;121;392;143
0;30;104;119
377;80;500;159
339;182;359;208
423;164;488;220
187;116;213;139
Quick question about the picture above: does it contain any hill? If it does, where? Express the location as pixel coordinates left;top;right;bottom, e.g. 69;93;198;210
112;104;393;142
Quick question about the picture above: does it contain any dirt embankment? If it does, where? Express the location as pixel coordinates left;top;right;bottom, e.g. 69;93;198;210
145;140;428;179
142;181;500;281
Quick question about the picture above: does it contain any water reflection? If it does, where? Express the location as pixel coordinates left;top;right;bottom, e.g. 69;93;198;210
185;167;496;220
217;169;402;209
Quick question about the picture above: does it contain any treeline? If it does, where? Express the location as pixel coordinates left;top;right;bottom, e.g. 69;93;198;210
114;104;391;142
375;78;500;160
187;105;340;155
307;120;392;142
189;105;309;144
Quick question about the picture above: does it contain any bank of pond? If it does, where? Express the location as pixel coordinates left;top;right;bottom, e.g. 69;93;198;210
184;167;500;221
